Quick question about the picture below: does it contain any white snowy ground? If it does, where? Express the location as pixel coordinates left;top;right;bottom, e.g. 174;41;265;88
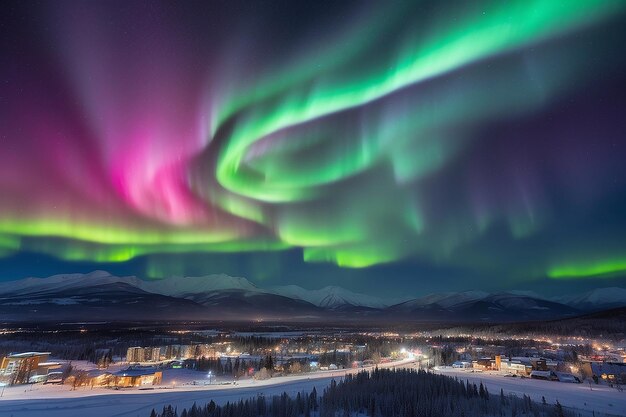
0;376;338;417
0;360;412;417
0;360;624;417
433;367;626;417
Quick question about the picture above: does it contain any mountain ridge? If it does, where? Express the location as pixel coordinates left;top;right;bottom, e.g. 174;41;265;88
0;271;624;322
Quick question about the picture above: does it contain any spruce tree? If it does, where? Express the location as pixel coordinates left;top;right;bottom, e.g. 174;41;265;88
554;400;565;417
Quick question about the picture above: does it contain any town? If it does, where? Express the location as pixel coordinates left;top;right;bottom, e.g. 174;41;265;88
1;326;624;392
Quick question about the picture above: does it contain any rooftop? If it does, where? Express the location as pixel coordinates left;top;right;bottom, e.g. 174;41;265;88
113;367;159;377
6;352;51;358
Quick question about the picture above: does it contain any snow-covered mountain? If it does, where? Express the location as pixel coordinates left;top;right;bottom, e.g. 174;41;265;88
0;271;261;297
552;287;626;311
0;271;624;322
143;273;260;297
394;290;490;310
0;272;324;321
0;272;392;310
393;287;626;314
389;291;579;321
272;285;390;309
0;270;143;295
0;279;211;322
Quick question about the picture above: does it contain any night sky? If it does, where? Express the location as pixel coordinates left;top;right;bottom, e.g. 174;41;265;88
1;0;626;298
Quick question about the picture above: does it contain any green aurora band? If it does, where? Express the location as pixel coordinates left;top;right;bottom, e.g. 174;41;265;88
214;0;623;201
549;259;626;280
1;0;626;281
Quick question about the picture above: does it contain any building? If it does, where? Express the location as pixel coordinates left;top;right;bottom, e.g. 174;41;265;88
0;352;61;385
181;344;198;359
45;371;64;384
85;370;113;387
65;368;162;388
497;356;558;373
452;361;472;369
472;358;493;370
65;369;112;388
532;358;548;370
554;372;581;383
127;347;163;363
499;359;532;375
65;367;163;388
164;345;182;360
127;347;145;363
530;370;557;381
582;362;626;384
112;367;162;387
144;347;161;362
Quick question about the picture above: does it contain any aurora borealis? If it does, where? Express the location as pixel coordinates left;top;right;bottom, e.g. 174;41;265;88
1;0;626;295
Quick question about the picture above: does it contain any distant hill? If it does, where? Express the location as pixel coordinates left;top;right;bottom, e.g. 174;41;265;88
0;271;624;323
438;307;626;340
0;281;209;322
552;287;626;311
271;284;391;309
386;291;579;322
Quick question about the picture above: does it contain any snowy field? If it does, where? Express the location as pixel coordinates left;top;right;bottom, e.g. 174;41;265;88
1;360;625;417
434;367;626;417
0;360;412;417
0;375;338;417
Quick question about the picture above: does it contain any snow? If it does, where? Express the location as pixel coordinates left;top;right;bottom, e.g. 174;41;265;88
434;367;626;417
0;271;140;295
0;375;337;417
554;287;626;309
0;360;414;417
144;274;260;297
434;291;490;308
0;359;624;416
394;290;490;309
0;272;259;298
507;290;548;300
0;272;395;310
272;285;390;309
487;293;550;310
2;271;624;311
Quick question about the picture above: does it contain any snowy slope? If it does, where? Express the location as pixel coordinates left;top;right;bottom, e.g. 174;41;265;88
143;274;261;297
1;271;624;319
0;272;390;310
393;290;489;310
0;272;324;319
553;287;626;310
388;290;580;321
0;270;143;295
0;272;261;297
272;285;390;309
